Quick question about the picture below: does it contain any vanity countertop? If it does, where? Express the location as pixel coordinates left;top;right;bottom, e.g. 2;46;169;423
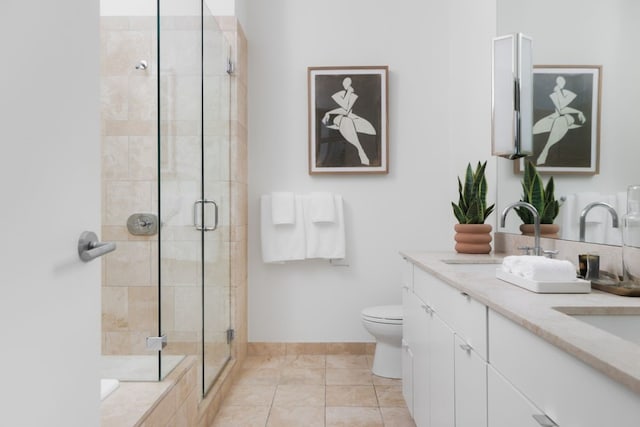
400;251;640;395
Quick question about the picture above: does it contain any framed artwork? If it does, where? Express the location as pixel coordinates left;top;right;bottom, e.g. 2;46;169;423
308;66;389;174
516;65;602;175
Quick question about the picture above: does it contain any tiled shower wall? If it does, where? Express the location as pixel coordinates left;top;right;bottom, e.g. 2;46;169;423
101;16;159;355
99;16;248;374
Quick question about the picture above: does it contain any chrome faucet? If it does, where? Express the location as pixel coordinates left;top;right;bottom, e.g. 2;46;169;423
579;202;619;242
501;202;542;256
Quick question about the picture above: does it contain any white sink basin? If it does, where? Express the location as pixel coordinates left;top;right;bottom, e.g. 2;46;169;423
555;307;640;346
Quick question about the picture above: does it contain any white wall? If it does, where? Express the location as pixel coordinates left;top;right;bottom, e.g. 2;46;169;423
246;0;496;342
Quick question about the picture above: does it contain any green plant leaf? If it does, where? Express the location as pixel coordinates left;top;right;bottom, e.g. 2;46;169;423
452;202;466;223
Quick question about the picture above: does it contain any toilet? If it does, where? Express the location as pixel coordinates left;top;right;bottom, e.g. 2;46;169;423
361;305;403;379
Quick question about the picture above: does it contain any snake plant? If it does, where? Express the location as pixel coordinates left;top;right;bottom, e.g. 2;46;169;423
451;161;495;224
516;160;560;224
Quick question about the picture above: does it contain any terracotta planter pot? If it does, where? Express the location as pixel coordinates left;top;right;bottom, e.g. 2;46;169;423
519;224;560;239
454;224;492;254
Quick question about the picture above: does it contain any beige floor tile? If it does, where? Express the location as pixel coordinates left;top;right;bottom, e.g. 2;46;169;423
279;367;325;385
375;385;405;407
243;355;285;370
223;384;276;406
380;407;416;427
326;368;373;385
367;355;375;369
325;406;383;427
212;405;270;427
267;406;325;427
372;375;402;386
272;384;325;407
283;354;326;369
235;368;281;386
326;355;370;369
326;385;378;407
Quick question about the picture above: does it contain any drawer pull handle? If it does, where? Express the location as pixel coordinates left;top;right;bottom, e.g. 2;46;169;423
421;304;434;315
532;414;558;427
460;291;469;297
459;343;473;352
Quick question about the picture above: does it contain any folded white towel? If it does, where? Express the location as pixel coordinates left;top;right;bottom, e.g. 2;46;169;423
502;256;576;282
303;194;346;259
271;192;295;225
261;195;306;263
309;192;336;223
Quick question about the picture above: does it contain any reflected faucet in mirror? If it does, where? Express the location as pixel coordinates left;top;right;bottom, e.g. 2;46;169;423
501;201;542;256
579;202;619;242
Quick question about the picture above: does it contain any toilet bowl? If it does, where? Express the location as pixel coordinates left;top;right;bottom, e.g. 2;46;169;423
361;305;403;379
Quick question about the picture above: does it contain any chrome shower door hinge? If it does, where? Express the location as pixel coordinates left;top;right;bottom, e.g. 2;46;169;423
146;335;167;351
226;328;235;344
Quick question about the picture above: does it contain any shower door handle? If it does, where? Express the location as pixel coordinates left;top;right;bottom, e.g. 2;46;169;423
193;200;219;231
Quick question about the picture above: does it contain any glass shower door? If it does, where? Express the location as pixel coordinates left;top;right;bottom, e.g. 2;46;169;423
158;1;231;395
202;8;232;393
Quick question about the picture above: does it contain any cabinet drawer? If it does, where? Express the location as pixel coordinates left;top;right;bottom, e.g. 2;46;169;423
414;267;487;359
488;365;544;427
489;309;640;427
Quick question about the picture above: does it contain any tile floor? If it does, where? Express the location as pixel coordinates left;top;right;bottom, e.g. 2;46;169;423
212;354;416;427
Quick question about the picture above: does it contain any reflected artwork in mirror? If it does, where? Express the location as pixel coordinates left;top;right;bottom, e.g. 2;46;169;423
496;0;640;246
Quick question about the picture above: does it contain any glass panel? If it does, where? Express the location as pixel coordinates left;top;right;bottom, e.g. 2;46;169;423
202;7;232;394
100;15;159;382
158;2;203;380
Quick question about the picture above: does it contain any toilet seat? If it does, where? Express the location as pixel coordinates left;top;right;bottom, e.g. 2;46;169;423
361;305;403;325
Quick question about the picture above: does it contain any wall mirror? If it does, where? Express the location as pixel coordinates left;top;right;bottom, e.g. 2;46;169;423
496;0;640;246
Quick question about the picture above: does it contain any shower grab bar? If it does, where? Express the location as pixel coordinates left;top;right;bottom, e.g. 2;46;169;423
77;231;116;262
193;200;219;231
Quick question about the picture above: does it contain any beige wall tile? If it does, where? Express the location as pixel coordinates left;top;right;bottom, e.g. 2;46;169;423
326;343;369;355
105;119;156;136
104;180;153;225
248;343;287;356
102;30;153;77
101;77;129;120
286;343;327;355
102;287;129;331
104;241;151;286
128;136;157;180
128;286;158;331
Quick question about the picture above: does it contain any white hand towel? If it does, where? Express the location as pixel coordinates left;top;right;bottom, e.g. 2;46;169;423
271;192;295;225
309;192;336;223
261;195;306;263
504;256;576;282
303;195;346;259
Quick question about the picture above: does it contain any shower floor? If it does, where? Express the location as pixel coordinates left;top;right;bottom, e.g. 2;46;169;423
101;355;185;381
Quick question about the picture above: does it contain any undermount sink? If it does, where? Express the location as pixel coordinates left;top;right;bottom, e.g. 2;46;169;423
555;307;640;346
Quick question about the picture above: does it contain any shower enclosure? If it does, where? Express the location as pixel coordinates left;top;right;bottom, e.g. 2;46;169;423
101;0;233;396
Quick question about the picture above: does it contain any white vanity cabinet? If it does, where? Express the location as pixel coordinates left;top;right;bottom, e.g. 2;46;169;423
402;261;487;427
489;309;640;427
